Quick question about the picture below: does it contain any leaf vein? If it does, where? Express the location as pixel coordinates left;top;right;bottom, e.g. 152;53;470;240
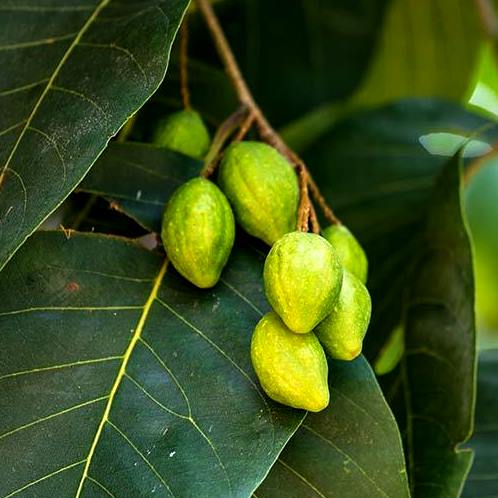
2;459;86;498
301;424;391;498
107;420;175;497
0;396;109;441
155;296;276;447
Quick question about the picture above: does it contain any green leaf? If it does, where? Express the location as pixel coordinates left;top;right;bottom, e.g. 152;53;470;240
79;142;202;232
184;0;390;127
256;356;411;498
280;0;485;155
400;152;476;497
353;0;483;107
79;142;412;497
462;349;498;497
0;230;303;497
0;0;189;271
304;99;497;359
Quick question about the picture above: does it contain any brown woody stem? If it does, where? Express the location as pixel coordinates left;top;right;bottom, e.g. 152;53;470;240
201;106;249;178
179;18;191;109
195;0;340;229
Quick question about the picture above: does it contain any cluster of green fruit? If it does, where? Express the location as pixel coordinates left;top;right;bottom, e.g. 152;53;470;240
157;109;371;412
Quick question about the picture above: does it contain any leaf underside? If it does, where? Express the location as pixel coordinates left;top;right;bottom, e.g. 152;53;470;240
401;153;476;498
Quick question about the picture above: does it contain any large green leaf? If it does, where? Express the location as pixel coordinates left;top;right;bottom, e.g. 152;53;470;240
462;349;498;497
78;142;411;497
256;356;410;498
280;0;485;155
0;0;189;271
0;230;304;497
79;142;201;232
400;153;476;497
182;0;391;127
353;0;483;106
303;99;497;359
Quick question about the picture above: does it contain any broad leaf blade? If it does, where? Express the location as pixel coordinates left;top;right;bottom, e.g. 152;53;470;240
401;152;476;497
0;231;302;497
80;142;412;498
79;142;201;232
256;357;410;498
354;0;483;107
304;99;497;359
0;0;189;271
462;349;498;497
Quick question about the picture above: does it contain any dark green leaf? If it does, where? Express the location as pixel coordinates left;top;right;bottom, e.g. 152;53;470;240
79;142;202;232
0;0;189;271
185;0;390;127
400;152;476;497
256;356;410;498
79;141;411;497
305;99;497;359
462;349;498;498
0;230;303;497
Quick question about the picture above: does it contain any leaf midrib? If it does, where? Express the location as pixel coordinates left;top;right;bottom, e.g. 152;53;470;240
75;258;169;497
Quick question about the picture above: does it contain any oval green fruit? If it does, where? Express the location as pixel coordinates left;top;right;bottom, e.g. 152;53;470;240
218;141;299;245
322;224;368;283
316;270;372;361
264;232;343;333
251;311;329;412
161;177;235;288
153;109;210;159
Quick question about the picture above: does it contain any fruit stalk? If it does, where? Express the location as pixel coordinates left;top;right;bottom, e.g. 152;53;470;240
179;17;191;109
195;0;339;230
201;106;249;178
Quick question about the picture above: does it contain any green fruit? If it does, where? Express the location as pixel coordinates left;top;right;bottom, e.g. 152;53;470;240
251;311;329;412
322;224;368;283
264;232;343;333
153;110;210;159
161;177;235;288
218;141;299;245
316;270;371;361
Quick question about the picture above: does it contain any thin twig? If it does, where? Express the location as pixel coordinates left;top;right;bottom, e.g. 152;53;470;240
179;18;191;109
309;203;320;234
195;0;340;229
297;164;311;231
234;110;255;142
201;106;249;178
307;175;341;225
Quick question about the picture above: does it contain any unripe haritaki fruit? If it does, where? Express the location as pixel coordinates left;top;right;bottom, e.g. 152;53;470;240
264;232;343;333
218;141;299;245
322;224;368;284
316;270;371;360
153;110;210;159
251;311;329;412
161;177;235;288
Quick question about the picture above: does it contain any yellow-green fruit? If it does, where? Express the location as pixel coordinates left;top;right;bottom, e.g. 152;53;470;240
161;177;234;288
316;270;371;360
264;232;343;333
251;312;329;412
218;141;299;245
153;110;210;159
322;224;368;284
